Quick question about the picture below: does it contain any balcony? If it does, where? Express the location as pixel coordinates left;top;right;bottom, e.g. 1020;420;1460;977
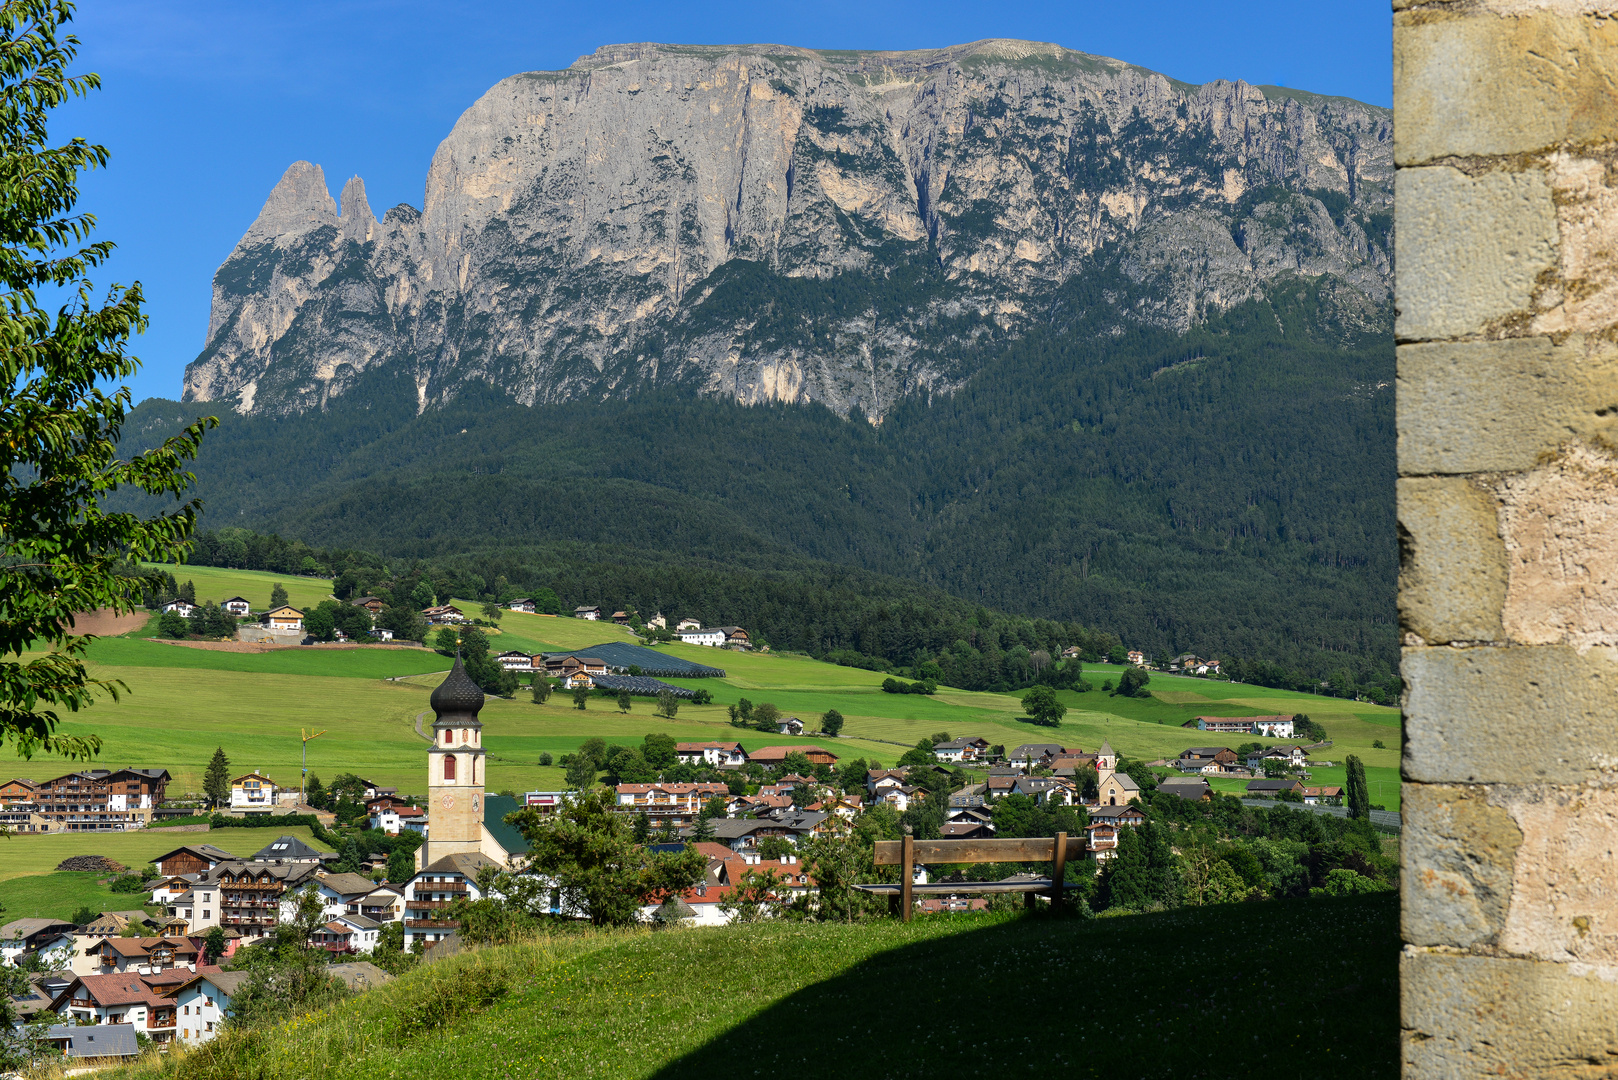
406;899;456;910
404;918;459;929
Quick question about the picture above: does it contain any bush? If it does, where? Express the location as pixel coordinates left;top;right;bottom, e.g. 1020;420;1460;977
538;752;554;767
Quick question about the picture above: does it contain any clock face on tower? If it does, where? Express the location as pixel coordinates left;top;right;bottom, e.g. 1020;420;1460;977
442;794;454;809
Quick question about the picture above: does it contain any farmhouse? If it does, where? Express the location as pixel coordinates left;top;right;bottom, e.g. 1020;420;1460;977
749;745;839;766
1127;650;1146;666
420;605;465;625
221;596;252;616
615;782;729;828
507;598;536;613
32;767;171;831
675;617;701;631
1159;777;1213;801
676;742;748;767
160;599;195;617
574;605;602;620
1246;778;1306;797
677;626;726;647
1182;715;1296;738
260;605;304;631
495;650;537;670
1302;786;1345;806
933;736;990;763
1247;745;1308;770
229;772;277;813
170;970;250;1045
48;973;179;1043
350;596;386;616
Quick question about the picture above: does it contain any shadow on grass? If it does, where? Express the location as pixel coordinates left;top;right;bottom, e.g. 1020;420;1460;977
651;893;1398;1080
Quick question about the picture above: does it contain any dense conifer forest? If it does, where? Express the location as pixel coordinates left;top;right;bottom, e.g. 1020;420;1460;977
117;272;1394;694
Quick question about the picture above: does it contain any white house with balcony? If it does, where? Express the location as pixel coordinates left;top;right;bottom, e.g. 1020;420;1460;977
229;773;277;813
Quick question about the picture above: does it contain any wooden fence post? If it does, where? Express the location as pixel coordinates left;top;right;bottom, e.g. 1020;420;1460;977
1051;831;1068;913
901;827;914;923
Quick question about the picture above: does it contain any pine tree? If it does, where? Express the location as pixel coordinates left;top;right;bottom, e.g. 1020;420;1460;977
1345;754;1370;819
203;747;231;808
270;583;288;608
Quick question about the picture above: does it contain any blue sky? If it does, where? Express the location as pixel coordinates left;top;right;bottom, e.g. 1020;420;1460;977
61;0;1390;404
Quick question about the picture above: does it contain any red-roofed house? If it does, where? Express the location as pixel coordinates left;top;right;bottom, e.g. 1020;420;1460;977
615;782;729;828
49;972;181;1042
675;742;748;767
748;745;838;766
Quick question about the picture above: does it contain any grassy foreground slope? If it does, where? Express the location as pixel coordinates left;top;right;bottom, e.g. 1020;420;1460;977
118;894;1398;1080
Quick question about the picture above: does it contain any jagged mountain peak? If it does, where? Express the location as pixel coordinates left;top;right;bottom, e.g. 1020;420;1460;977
184;39;1392;418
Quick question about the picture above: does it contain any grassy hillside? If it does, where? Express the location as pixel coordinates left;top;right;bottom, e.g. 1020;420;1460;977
141;562;335;611
18;596;1400;826
111;894;1399;1080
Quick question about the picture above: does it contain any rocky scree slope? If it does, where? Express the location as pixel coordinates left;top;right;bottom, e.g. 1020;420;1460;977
184;38;1392;419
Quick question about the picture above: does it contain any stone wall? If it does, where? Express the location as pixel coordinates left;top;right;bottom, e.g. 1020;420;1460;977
1397;0;1618;1072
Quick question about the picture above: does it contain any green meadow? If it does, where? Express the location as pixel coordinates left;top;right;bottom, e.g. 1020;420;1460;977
141;563;336;611
109;893;1400;1080
8;567;1400;878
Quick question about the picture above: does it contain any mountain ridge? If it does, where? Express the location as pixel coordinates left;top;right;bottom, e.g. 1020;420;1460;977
181;38;1392;420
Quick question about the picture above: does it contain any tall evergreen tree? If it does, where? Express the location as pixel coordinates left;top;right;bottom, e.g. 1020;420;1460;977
203;747;231;808
270;583;288;608
1345;754;1371;819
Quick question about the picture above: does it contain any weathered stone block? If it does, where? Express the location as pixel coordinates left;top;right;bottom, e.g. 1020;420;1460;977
1397;337;1618;474
1402;784;1521;947
1404;951;1618;1077
1396;166;1555;342
1497;785;1618;962
1532;153;1618;337
1499;442;1618;648
1403;644;1618;783
1396;10;1618;163
1398;478;1506;643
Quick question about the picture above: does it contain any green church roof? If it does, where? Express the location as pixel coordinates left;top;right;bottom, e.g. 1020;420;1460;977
482;794;530;859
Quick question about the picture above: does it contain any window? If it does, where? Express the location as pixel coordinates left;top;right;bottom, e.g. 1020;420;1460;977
443;755;456;781
442;729;451;745
183;1005;190;1015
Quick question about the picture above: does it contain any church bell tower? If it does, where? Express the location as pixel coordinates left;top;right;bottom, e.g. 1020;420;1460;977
424;654;486;865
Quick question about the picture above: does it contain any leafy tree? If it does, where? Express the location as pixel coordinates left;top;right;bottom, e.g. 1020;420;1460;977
1345;754;1370;820
537;751;553;766
898;739;936;768
780;750;814;777
617;689;632;714
203;746;231;808
751;701;781;732
718;869;785;923
1021;685;1067;726
564;754;597;789
757;835;793;860
377;604;427;643
385;849;416;883
201;926;227;964
1118;666;1152;697
305;604;337;642
410;580;435;609
157;609;188;638
509;787;707;926
820;708;844;736
655;690;680;719
604;746;654;785
530;678;552;704
572;686;589;710
480;600;502;624
642;733;677;770
68;903;97;926
270;583;289;608
304;773;325;810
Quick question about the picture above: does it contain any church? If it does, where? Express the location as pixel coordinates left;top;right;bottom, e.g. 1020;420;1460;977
403;657;533;948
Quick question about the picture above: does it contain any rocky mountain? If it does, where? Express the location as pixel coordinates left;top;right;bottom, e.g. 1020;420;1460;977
183;38;1392;419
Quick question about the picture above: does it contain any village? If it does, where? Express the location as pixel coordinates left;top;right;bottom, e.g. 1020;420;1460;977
0;635;1368;1067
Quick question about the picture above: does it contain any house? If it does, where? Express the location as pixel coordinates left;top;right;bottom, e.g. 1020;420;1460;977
919;895;991;914
638;843;819;926
221;596;252;617
612;610;631;624
80;911;162;939
169;970;250;1045
49;972;180;1042
675;742;748;767
85;936;200;975
495;650;538;671
1011;776;1076;804
1158;777;1213;801
31;768;171;831
573;605;602;620
371;803;425;834
939;821;993;840
748;745;839;766
1246;778;1306;797
1007;743;1071;767
614;782;729;828
775;716;805;736
1246;745;1309;770
250;834;329;863
865;769;909;797
932;736;991;763
402;852;501;950
160;599;196;617
873;785;920;813
152;845;237;877
210;859;323;939
507;598;537;613
1060;645;1083;659
1302;786;1345;806
0;776;38;802
260;605;304;631
949;784;987;809
229;772;277;813
312;873;381;921
0;918;77;966
310;915;382;955
675;617;702;631
420;605;466;625
1178;747;1237;767
677;626;726;647
1249;715;1295;738
44;1022;140;1061
699;811;828;852
646;613;667;630
1126;650;1146;666
350;596;387;617
1184;716;1256;735
718;627;751;649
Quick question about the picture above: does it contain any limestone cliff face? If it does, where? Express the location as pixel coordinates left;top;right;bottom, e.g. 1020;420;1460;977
184;39;1393;417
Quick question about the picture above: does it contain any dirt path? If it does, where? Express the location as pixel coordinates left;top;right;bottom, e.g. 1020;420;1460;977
413;711;432;742
71;608;149;636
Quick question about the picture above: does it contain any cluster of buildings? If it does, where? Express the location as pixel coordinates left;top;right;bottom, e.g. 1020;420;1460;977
0;769;171;833
1179;714;1297;738
1158;744;1343;805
